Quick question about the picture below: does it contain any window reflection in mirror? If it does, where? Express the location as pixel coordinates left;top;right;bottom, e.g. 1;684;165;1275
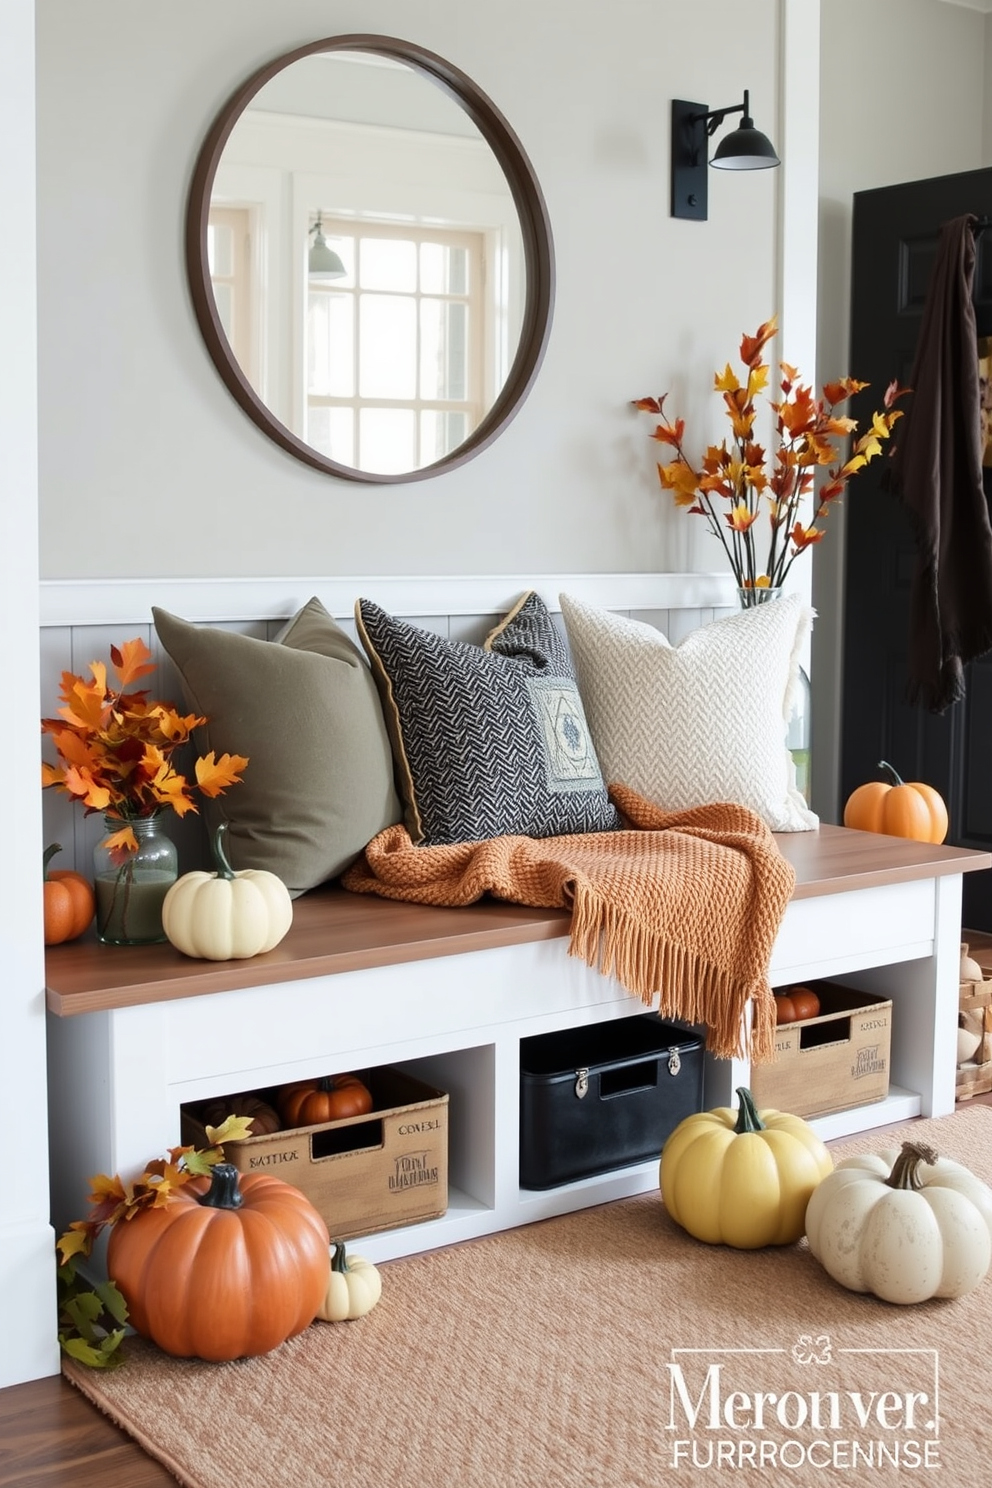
202;46;531;479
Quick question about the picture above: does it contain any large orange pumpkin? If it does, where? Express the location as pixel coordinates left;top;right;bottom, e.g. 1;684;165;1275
842;760;948;844
106;1163;330;1361
43;843;95;945
277;1073;374;1127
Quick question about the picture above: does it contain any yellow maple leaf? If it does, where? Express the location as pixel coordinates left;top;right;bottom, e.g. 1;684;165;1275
870;409;896;440
852;431;883;461
196;751;250;797
713;363;741;394
56;1225;95;1264
205;1114;256;1146
154;706;206;744
726;503;758;532
657;460;701;507
748;363;770;397
102;824;138;863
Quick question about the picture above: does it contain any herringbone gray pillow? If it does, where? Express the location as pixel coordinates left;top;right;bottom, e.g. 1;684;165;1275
355;591;621;846
560;592;818;832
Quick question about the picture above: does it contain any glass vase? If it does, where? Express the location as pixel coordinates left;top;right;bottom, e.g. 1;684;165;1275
93;813;178;946
737;586;812;802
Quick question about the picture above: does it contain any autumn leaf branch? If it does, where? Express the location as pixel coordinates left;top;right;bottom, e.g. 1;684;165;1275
634;315;910;590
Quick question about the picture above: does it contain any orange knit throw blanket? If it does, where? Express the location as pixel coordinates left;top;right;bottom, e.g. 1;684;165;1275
342;784;796;1063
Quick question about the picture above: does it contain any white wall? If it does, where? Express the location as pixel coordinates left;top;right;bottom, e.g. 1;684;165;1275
813;0;990;818
35;0;788;581
0;0;60;1389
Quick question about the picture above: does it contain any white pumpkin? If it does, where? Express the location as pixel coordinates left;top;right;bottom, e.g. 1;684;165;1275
162;822;293;960
316;1241;382;1322
958;1026;982;1063
805;1139;992;1304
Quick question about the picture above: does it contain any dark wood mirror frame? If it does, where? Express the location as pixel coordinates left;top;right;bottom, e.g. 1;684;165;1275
185;33;556;484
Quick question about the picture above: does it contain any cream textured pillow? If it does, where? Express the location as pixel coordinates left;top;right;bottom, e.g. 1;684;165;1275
559;592;818;832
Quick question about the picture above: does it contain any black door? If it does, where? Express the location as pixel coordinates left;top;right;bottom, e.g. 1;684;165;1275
843;166;992;928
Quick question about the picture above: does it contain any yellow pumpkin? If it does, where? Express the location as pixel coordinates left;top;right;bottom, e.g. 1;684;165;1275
660;1086;833;1248
162;822;293;960
843;760;948;844
315;1240;382;1321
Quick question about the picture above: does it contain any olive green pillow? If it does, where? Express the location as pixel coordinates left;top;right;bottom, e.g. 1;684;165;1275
152;599;401;896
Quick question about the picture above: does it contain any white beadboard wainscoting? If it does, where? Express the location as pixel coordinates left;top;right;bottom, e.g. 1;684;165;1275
39;571;737;878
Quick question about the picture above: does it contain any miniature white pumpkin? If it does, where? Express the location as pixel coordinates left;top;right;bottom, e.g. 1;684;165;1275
958;1026;982;1063
162;822;293;960
961;942;985;982
805;1140;992;1303
316;1240;382;1322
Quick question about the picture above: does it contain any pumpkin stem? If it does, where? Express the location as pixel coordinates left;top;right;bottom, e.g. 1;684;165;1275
196;1162;245;1209
43;842;62;880
885;1140;939;1191
330;1240;350;1274
210;822;237;881
877;760;905;787
733;1086;767;1134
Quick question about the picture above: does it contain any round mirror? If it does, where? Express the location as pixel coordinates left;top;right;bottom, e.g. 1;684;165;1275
185;35;555;483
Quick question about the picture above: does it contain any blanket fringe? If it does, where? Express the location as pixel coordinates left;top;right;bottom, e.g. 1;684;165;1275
568;885;776;1064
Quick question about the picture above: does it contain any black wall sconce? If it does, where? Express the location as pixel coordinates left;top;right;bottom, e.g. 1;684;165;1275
670;90;780;221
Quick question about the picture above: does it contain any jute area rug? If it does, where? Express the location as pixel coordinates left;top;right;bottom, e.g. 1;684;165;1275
64;1107;992;1488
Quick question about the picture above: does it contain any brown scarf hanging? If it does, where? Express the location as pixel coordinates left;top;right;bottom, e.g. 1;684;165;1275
891;213;992;713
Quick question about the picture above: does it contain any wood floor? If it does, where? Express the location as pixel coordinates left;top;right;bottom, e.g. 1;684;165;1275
7;1033;992;1485
0;1372;174;1486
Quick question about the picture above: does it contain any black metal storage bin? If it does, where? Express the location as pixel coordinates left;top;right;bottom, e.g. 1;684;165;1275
519;1014;705;1189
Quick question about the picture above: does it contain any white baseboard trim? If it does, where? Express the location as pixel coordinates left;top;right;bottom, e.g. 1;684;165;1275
39;572;738;627
0;1221;60;1386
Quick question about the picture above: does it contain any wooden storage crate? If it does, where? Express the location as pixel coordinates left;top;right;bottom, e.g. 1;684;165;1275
749;982;891;1120
181;1065;448;1241
956;972;992;1102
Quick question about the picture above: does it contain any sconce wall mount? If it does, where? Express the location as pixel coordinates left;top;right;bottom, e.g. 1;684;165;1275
670;91;779;222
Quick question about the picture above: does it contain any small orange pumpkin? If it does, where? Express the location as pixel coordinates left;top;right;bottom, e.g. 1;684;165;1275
277;1073;373;1127
774;986;820;1024
790;986;820;1021
43;843;96;945
198;1092;282;1136
106;1162;330;1361
843;760;948;844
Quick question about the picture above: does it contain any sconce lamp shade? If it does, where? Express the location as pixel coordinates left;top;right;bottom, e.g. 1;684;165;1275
671;90;779;219
308;213;346;280
710;121;780;170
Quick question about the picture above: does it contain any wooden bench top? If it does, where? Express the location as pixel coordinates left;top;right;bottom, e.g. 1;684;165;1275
45;824;991;1017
